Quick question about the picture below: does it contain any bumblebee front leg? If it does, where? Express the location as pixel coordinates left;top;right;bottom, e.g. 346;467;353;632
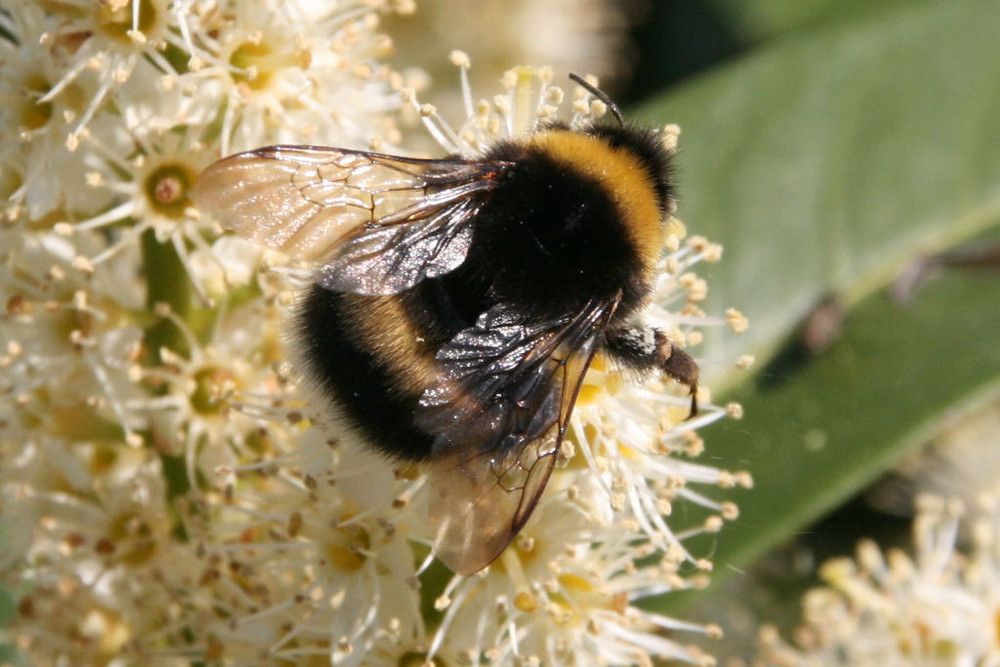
605;326;700;418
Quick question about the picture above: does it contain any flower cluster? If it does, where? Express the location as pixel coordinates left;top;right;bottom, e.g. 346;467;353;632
755;493;1000;666
2;0;411;663
1;3;747;665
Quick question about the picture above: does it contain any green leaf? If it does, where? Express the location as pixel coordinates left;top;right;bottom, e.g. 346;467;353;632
631;0;1000;588
703;270;1000;575
706;0;933;42
637;0;1000;384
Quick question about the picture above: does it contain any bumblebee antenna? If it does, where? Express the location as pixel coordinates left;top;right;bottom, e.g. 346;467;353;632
569;72;624;127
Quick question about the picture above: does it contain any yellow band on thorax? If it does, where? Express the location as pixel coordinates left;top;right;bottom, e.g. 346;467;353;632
526;130;665;272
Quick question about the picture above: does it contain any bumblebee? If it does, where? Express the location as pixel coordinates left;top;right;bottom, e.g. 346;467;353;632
192;76;699;575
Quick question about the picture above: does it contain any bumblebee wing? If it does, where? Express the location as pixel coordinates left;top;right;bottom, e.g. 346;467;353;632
191;145;509;294
425;432;558;576
417;297;620;575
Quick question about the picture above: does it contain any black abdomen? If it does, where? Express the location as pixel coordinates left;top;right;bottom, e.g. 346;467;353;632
296;285;436;460
296;272;490;462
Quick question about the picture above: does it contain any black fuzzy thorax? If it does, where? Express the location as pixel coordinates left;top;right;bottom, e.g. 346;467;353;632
467;124;670;323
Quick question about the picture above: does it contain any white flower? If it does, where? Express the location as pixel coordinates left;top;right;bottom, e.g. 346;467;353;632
14;0;182;148
0;6;116;220
195;432;425;665
756;493;1000;666
385;0;637;122
1;1;412;664
182;0;404;154
0;229;147;446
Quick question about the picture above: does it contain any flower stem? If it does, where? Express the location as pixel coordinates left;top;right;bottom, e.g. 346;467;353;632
141;229;190;362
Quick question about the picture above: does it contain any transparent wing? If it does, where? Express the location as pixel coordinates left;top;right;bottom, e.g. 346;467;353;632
192;145;509;294
425;434;558;576
418;297;620;575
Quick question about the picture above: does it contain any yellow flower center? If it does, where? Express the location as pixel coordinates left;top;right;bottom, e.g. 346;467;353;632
144;163;194;219
97;0;159;44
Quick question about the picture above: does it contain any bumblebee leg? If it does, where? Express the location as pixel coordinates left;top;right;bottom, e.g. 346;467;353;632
660;340;699;418
605;327;700;418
